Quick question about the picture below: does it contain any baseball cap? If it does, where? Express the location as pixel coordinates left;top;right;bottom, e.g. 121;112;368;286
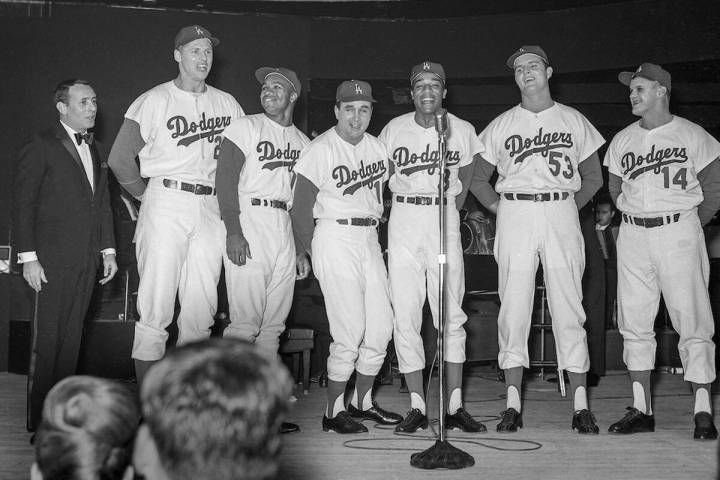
336;80;376;103
174;25;219;49
506;45;549;69
255;67;301;95
410;61;446;85
618;63;671;92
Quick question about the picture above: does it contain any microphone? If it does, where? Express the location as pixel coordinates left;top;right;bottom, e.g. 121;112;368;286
434;108;448;137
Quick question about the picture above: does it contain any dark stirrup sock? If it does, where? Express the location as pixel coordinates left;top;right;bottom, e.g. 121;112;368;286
326;379;347;417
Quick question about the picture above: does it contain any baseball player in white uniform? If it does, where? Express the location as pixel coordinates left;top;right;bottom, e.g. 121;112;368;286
379;61;485;433
217;67;311;350
216;67;310;435
470;46;604;434
604;63;720;440
108;25;244;384
291;80;402;433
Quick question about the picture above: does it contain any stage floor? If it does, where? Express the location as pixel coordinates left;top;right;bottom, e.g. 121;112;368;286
1;367;718;480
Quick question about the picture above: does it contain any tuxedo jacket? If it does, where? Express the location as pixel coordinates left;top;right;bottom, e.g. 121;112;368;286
13;123;115;270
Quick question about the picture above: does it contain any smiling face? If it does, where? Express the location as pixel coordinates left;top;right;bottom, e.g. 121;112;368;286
260;74;297;116
411;72;446;116
334;100;372;145
174;38;213;83
513;54;552;94
56;83;97;132
628;76;665;117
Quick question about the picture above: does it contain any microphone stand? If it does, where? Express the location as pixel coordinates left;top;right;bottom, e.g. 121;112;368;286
410;112;475;470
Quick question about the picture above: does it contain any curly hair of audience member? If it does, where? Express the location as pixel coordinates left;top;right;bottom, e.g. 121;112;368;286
34;375;140;480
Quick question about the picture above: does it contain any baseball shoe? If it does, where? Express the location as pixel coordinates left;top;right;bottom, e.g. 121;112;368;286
608;407;654;434
280;422;300;434
347;401;403;425
572;409;599;434
693;412;718;440
322;411;368;434
394;408;428;433
445;408;487;432
497;408;523;432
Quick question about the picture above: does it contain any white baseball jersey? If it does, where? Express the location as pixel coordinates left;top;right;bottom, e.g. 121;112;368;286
380;112;481;197
221;113;310;206
604;116;720;216
293;128;389;219
125;81;244;184
480;103;604;193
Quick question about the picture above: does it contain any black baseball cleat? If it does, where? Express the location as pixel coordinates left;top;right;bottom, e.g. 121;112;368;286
608;407;655;434
394;408;428;433
280;422;300;434
445;408;487;432
322;411;368;434
497;408;523;432
693;412;718;440
572;409;599;434
347;401;403;425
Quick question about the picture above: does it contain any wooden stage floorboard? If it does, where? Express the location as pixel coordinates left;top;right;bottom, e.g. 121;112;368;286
1;367;718;480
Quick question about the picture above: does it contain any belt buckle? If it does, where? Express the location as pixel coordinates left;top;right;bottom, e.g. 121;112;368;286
534;193;543;202
193;184;202;194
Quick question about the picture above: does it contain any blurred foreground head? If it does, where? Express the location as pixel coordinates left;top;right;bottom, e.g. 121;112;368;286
136;337;293;480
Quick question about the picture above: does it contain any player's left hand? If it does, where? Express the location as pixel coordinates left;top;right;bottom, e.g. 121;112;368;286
99;253;118;285
296;252;311;280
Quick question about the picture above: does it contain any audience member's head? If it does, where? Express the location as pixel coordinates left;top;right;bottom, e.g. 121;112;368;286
134;338;293;480
31;376;140;480
595;195;617;227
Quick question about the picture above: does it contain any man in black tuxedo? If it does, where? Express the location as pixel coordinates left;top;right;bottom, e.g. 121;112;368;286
13;79;117;431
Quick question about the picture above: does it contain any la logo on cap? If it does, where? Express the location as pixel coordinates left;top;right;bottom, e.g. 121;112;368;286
423;62;431;70
355;83;363;94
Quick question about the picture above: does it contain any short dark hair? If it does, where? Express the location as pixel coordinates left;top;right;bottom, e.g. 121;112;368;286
141;338;293;480
594;194;616;211
53;79;91;105
34;376;140;480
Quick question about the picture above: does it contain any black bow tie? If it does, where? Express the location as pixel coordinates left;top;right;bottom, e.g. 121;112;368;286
74;132;94;145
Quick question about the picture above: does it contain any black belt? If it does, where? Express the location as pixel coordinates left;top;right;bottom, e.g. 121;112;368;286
162;179;215;195
250;198;288;210
503;192;569;202
622;212;681;228
395;195;447;205
336;218;378;227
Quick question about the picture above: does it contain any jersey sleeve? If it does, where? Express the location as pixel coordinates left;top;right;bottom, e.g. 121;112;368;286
221;117;254;156
692;125;720;173
603;135;623;177
462;123;484;168
124;90;163;145
232;97;245;119
293;142;326;188
575;112;605;163
477;121;499;166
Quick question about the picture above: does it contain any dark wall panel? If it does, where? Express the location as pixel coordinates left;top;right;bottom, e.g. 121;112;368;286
3;6;311;245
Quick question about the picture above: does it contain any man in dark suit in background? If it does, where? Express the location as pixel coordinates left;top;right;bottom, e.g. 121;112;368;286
13;79;117;432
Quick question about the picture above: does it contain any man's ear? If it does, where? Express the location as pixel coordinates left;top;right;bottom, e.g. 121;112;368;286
173;48;182;63
56;102;67;116
30;462;43;480
133;424;162;480
546;66;554;80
